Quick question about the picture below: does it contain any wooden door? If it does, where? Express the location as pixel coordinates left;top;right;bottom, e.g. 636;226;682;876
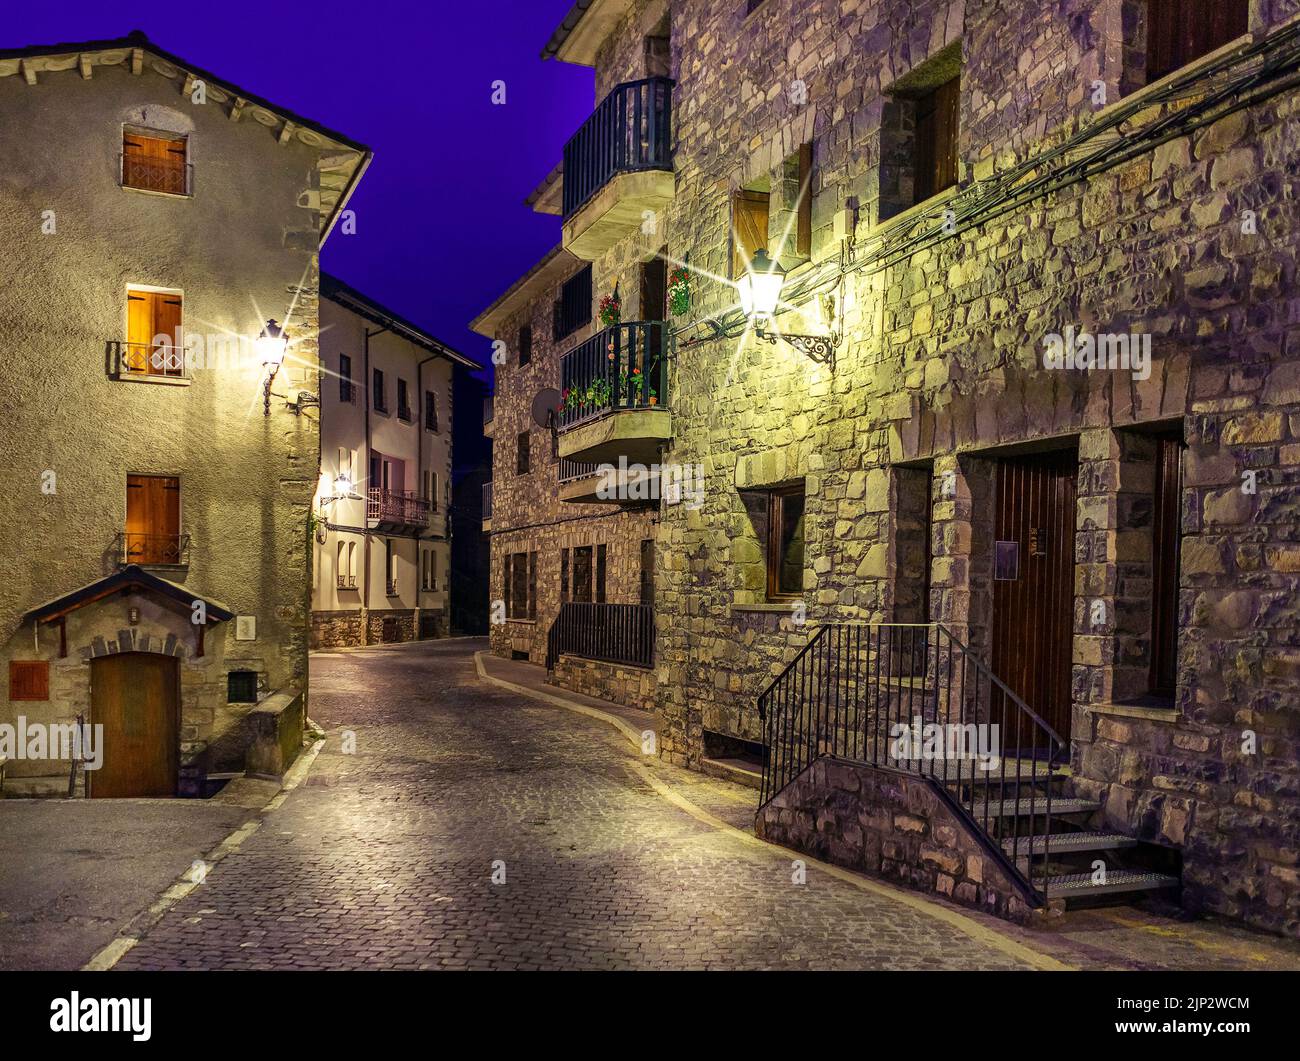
1146;0;1248;83
990;450;1077;742
125;474;181;564
90;653;179;798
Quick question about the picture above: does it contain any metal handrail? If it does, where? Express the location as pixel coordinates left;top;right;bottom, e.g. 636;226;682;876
756;622;1063;904
108;340;188;378
545;601;654;670
482;481;493;519
114;531;191;567
119;152;192;196
562;76;674;220
366;488;430;525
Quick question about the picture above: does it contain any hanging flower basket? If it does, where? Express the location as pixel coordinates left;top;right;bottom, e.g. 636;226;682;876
599;292;622;329
667;266;692;317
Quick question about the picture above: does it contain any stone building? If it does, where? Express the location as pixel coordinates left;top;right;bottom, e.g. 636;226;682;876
532;0;1300;935
471;238;660;711
310;275;477;648
0;32;369;796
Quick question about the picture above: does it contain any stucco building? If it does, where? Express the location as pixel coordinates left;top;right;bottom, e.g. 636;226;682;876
522;0;1300;936
310;275;477;648
0;32;369;796
471;240;661;710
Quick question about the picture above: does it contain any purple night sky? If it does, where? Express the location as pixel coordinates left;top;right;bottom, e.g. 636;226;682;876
6;0;594;376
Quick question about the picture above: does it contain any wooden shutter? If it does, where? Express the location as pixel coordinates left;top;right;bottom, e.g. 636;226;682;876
125;474;180;564
122;131;187;194
914;76;960;203
125;290;182;376
596;544;607;603
1146;0;1247;83
154;294;183;376
9;660;49;701
796;143;813;258
732;190;770;278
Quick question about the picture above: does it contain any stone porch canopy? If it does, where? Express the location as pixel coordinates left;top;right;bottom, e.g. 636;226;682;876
0;29;373;244
24;565;235;660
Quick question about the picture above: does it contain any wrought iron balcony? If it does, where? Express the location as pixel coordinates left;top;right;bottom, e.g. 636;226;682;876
561;77;675;259
336;574;358;590
482;481;493;524
366;488;429;528
115;532;191;567
557;321;671;465
108;340;188;380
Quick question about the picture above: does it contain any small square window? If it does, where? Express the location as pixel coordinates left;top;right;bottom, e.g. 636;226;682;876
227;670;258;704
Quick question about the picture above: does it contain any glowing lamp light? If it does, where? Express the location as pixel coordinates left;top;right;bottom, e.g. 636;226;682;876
257;318;290;368
738;248;786;322
332;472;353;497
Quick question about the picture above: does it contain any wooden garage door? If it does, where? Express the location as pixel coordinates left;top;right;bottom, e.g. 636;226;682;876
89;653;179;798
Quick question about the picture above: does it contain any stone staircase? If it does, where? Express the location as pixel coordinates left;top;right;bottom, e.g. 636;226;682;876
950;761;1180;907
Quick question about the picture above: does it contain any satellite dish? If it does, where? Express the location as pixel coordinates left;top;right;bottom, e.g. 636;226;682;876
531;388;562;429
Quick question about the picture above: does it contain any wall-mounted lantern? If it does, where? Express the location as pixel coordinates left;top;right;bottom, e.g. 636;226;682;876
737;249;839;367
257;319;290;416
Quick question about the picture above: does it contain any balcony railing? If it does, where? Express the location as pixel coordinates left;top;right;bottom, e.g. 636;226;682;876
560;321;668;430
115;532;191;567
559;459;601;483
483;395;494;424
545;602;654;670
109;340;187;379
367;488;429;526
120;153;192;197
562;77;674;221
336;574;357;590
482;481;493;520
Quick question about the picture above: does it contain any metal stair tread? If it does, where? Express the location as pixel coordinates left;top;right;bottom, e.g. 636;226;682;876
1046;871;1180;897
968;797;1099;817
1001;830;1138;855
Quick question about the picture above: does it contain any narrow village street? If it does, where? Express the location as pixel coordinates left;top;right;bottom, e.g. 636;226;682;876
68;640;1297;972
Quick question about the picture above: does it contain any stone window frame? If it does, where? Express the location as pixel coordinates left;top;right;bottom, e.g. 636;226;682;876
877;41;964;224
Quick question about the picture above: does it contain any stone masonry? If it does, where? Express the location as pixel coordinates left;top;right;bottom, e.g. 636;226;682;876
533;0;1300;936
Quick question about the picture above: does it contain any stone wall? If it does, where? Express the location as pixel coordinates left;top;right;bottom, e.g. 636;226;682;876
550;654;658;713
484;252;658;670
561;0;1300;934
756;757;1037;922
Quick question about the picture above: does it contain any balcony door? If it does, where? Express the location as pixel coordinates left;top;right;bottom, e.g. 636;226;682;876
125;474;181;565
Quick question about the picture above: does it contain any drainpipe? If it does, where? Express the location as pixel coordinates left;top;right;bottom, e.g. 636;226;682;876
362;324;389;644
417;352;447;631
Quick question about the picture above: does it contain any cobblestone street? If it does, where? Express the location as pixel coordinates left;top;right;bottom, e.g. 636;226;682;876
112;640;1300;972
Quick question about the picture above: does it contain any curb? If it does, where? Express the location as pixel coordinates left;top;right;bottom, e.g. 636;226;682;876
474;650;1073;973
80;730;328;972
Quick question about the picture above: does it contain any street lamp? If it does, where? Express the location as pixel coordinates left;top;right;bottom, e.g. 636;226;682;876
737;249;839;367
258;318;290;415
